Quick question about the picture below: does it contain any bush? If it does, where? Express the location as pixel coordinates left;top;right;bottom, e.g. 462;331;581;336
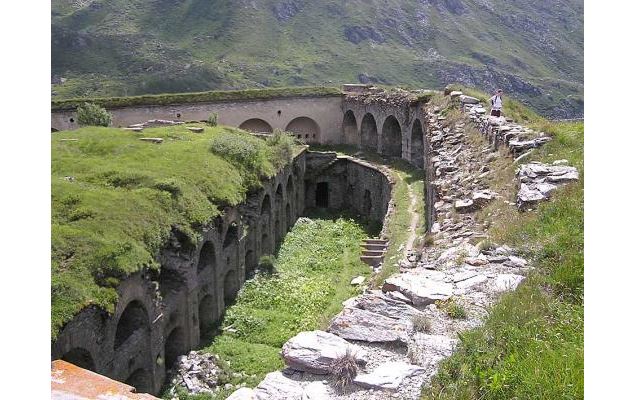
330;349;358;391
266;130;295;168
438;298;467;319
257;255;277;275
76;102;112;127
209;131;271;175
206;112;218;127
412;314;432;333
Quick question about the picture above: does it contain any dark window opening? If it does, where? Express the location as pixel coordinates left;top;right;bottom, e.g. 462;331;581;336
277;110;282;116
197;242;216;274
316;182;329;208
69;118;74;123
176;113;181;118
223;223;238;249
114;300;149;349
164;327;186;370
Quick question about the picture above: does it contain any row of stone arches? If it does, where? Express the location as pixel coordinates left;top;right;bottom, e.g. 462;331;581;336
238;117;321;143
342;110;425;167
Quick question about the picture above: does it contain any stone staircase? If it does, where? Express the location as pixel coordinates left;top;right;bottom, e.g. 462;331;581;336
360;238;388;268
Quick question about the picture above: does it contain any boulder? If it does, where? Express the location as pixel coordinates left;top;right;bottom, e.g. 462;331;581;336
454;199;475;212
459;95;480;104
328;307;409;344
281;331;367;374
301;381;330;400
353;362;424;390
449;90;463;98
493;274;525;292
253;371;303;400
227;388;256;400
383;274;453;306
350;276;365;286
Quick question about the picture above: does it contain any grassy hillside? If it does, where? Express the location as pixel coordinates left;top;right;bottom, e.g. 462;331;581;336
51;124;296;338
51;0;583;118
420;95;584;398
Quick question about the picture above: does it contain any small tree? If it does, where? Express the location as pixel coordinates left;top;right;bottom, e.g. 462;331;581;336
76;102;112;127
206;112;218;127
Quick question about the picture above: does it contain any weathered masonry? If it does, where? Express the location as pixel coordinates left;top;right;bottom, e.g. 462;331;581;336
51;146;397;395
51;86;431;164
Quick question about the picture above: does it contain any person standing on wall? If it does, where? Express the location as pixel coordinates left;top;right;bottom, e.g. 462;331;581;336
489;89;503;117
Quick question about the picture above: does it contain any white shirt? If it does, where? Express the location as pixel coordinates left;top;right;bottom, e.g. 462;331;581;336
490;95;503;110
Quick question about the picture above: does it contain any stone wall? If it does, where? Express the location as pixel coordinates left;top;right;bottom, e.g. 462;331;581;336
51;149;398;395
51;96;343;145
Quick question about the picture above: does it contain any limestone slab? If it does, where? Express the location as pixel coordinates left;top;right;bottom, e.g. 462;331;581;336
353;362;424;390
328;307;409;344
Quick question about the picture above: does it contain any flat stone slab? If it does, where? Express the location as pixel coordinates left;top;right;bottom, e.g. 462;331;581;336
253;371;303;400
455;274;488;289
459;95;480;104
186;126;204;133
281;330;368;374
413;333;458;358
492;274;525;292
139;137;163;144
353;361;424;390
328;307;409;344
383;274;453;306
346;291;425;321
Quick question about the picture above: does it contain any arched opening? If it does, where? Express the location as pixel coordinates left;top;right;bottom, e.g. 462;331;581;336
275;184;283;245
361;113;378;151
223;270;239;303
125;368;153;394
239;118;273;133
261;194;272;216
114;300;149;349
316;182;329;208
245;250;256;278
62;348;95;371
159;268;186;299
223;223;239;249
261;232;270;255
164;327;186;370
410;119;424;167
285;203;292;232
285;117;320;143
342;110;358;145
197;241;217;274
198;294;218;337
275;219;281;247
381;115;402;157
363;190;372;215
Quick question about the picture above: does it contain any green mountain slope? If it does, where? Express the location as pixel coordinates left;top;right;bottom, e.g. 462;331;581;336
51;0;583;118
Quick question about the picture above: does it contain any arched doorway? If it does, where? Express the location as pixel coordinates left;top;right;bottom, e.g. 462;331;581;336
197;241;217;274
62;348;95;371
198;294;218;337
125;368;153;394
164;327;186;370
239;118;273;133
410;119;424;167
381;115;402;157
114;300;149;349
285;117;320;143
342;110;358;145
316;182;329;208
223;270;239;303
361;113;378;151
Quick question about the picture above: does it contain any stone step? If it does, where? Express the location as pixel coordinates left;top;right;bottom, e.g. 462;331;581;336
362;243;387;251
363;238;388;245
362;250;385;257
360;255;384;267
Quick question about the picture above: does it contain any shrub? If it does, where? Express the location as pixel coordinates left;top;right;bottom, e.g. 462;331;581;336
330;348;358;391
76;102;112;127
209;131;270;174
412;314;432;333
266;130;295;168
438;298;467;319
207;112;218;127
257;255;277;275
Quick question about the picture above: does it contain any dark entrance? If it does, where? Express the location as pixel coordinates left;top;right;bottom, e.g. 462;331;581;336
316;182;329;208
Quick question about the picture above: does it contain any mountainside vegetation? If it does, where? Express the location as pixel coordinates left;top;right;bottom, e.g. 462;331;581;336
51;0;583;118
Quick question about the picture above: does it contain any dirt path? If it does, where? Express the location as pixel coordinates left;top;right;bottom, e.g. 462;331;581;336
404;181;420;257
